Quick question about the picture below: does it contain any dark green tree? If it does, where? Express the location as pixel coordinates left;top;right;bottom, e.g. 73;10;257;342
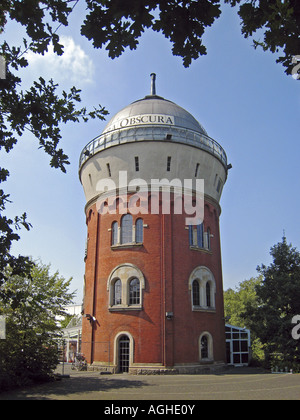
224;276;264;362
81;0;222;67
245;237;300;369
81;0;300;73
0;1;108;288
2;1;299;73
225;0;300;77
0;261;75;389
224;276;262;328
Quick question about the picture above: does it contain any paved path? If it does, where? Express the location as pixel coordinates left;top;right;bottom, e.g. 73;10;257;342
0;367;300;400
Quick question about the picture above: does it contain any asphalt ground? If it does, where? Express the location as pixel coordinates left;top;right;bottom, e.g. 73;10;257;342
0;366;300;401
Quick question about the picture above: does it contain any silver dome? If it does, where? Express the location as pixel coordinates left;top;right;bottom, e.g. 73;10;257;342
102;95;208;136
79;78;227;171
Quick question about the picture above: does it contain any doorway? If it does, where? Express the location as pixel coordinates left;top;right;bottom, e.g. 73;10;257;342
118;335;130;373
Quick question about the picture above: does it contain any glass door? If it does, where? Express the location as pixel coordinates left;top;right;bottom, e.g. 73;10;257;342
118;335;130;373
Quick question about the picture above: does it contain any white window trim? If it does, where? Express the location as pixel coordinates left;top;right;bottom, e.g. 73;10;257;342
188;266;216;311
114;331;135;370
199;331;214;362
110;219;144;247
107;264;145;310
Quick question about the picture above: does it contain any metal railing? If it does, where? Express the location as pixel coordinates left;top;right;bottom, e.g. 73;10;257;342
79;125;227;170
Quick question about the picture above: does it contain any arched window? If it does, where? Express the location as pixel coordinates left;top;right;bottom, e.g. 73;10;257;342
199;332;213;361
121;214;133;244
113;279;122;305
188;266;216;311
135;218;143;243
206;282;211;307
111;221;118;245
129;278;140;305
192;280;200;306
107;264;145;311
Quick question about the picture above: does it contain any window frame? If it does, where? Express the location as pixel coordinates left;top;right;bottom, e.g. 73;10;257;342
135;156;139;172
113;278;122;306
135;218;143;243
206;282;211;307
201;335;209;359
121;214;133;245
111;216;144;248
188;223;211;251
199;331;214;362
192;279;200;307
129;277;140;306
188;266;216;311
107;264;145;311
111;221;118;246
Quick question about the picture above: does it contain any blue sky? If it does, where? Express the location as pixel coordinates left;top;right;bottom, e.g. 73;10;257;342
2;3;299;303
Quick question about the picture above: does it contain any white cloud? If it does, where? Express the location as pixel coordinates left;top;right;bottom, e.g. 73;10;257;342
26;36;95;84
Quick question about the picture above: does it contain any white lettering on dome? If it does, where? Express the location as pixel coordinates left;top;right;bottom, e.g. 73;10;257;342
103;114;175;133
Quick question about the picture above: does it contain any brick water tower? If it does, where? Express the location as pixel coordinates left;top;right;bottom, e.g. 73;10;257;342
79;74;230;373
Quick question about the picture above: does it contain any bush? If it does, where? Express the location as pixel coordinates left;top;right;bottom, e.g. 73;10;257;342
0;373;15;392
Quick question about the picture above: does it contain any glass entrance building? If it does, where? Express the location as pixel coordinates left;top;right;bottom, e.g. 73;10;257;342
225;324;251;366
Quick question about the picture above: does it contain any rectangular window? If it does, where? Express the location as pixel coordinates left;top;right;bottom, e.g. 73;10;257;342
188;225;193;246
167;156;171;172
216;178;222;193
107;163;111;177
189;224;205;248
135;156;139;172
241;353;249;364
197;223;204;248
195;163;200;177
214;174;218;187
241;340;248;352
193;228;198;246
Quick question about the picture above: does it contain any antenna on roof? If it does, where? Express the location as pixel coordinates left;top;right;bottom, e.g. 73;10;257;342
150;73;156;95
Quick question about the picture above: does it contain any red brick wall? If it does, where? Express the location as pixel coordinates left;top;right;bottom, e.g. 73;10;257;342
81;194;226;367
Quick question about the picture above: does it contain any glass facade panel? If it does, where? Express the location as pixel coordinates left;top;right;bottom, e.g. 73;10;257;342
233;354;241;364
241;340;248;352
242;353;249;364
233;340;240;353
226;324;250;366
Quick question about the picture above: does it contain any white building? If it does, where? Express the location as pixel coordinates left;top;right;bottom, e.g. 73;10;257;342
225;324;251;366
61;304;82;363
